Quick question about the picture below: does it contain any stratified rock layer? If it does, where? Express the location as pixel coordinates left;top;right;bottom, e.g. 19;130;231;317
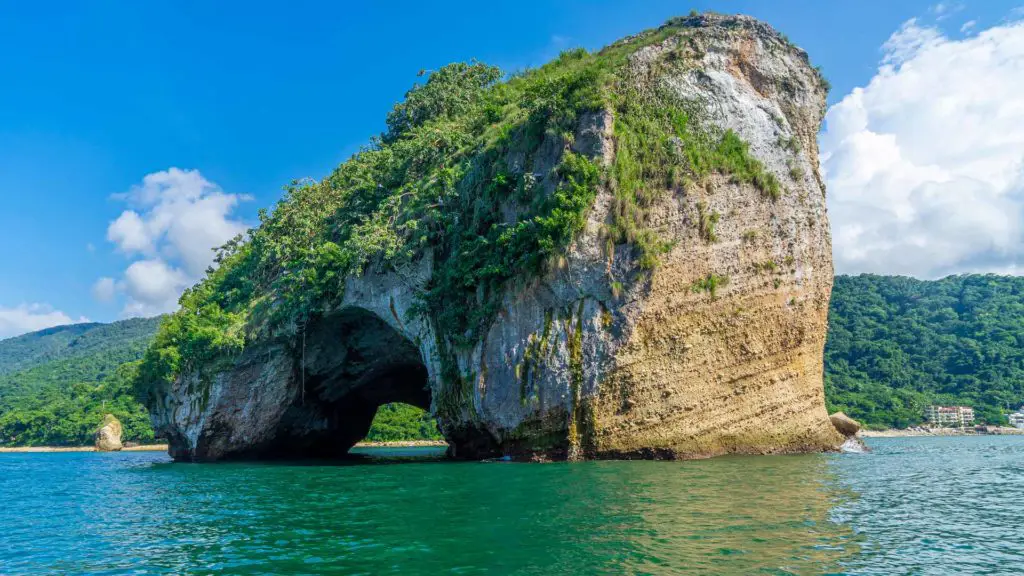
151;14;844;461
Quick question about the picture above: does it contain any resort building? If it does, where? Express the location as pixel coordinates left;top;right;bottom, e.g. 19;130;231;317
1009;411;1024;429
924;405;975;428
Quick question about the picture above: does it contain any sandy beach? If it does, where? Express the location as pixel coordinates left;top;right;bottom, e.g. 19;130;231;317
0;440;448;453
352;440;448;448
0;444;170;453
860;427;1024;437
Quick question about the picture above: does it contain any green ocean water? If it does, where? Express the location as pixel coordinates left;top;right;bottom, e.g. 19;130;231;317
2;437;1023;575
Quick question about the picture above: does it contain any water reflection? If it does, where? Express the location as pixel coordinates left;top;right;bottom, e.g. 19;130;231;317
2;450;863;574
9;438;1024;574
534;455;862;574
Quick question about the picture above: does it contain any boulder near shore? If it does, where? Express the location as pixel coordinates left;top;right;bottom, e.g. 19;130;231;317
829;412;861;437
142;13;844;462
95;414;123;452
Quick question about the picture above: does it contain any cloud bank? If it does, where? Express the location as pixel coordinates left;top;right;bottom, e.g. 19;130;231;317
98;168;248;316
821;16;1024;278
0;304;88;340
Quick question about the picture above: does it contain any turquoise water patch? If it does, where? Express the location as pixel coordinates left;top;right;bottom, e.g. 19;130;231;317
1;438;1022;574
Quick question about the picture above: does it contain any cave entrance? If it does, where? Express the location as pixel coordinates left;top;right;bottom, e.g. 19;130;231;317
277;307;440;458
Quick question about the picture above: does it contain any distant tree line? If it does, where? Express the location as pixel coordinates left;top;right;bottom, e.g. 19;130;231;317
825;274;1024;428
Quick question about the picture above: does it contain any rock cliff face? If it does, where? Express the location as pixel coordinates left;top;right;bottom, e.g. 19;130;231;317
149;13;844;461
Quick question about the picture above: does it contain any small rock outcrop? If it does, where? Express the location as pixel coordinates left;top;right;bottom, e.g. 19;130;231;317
829;412;861;437
95;414;123;452
145;13;844;461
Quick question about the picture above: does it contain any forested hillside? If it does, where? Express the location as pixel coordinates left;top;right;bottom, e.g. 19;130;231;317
0;317;162;446
362;403;442;442
825;274;1024;428
0;317;161;405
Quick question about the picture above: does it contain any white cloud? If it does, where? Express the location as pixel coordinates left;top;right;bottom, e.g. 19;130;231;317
0;304;88;340
961;20;977;34
98;168;247;316
107;210;153;255
929;2;963;21
92;277;117;303
820;17;1024;278
121;260;191;316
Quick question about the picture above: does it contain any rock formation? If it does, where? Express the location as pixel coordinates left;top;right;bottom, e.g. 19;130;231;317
829;412;861;437
95;414;123;452
145;13;844;461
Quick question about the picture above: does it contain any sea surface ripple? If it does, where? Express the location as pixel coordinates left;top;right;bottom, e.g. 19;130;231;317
1;437;1022;574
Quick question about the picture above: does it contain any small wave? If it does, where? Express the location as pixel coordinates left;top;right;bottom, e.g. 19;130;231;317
840;437;869;453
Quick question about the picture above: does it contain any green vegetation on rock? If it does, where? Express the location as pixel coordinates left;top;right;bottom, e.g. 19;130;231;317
691;273;729;298
135;16;788;421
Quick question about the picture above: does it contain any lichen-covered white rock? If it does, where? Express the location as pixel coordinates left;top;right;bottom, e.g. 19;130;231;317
95;414;123;452
152;13;844;461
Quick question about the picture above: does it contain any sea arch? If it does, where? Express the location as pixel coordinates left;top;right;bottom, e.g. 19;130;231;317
272;306;436;458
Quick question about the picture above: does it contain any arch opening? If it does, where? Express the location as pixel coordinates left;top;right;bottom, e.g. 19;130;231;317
267;307;439;459
361;402;443;444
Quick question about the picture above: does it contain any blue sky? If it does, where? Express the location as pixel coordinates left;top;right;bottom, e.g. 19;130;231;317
1;0;1022;337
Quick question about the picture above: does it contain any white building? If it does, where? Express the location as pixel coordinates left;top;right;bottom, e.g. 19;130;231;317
924;405;975;428
1009;411;1024;429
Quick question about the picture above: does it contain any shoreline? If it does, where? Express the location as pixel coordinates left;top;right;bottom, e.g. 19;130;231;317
0;444;169;453
861;427;1024;437
3;432;1020;452
0;440;449;454
352;440;448;448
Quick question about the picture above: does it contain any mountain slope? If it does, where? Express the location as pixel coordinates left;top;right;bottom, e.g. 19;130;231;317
825;274;1024;428
0;317;162;446
0;323;105;376
0;317;162;409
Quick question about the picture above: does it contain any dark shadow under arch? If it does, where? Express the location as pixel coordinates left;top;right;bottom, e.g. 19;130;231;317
257;307;434;459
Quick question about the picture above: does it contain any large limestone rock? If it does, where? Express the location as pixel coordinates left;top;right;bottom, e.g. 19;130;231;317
830;412;861;437
151;14;844;461
95;414;123;452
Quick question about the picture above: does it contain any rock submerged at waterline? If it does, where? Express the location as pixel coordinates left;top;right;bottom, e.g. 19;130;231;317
144;13;844;462
830;412;869;452
95;414;123;452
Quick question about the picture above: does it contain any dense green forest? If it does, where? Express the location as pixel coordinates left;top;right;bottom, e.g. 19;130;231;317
825;274;1024;428
0;317;159;394
1;274;1022;444
0;318;161;446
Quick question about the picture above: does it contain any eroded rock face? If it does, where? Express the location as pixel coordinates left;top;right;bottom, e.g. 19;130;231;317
95;414;123;452
152;13;844;461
